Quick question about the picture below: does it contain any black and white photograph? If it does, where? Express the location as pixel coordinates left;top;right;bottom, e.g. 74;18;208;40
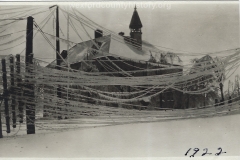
0;1;239;159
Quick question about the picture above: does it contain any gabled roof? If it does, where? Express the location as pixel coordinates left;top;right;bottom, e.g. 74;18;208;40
56;35;182;66
129;7;142;29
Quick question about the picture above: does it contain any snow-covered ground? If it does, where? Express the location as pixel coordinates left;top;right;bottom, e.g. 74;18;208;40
0;113;240;159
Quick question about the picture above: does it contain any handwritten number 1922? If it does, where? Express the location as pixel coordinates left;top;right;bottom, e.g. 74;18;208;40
185;148;226;157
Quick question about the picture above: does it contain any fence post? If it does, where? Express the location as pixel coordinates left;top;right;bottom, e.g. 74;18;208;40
9;56;16;128
156;65;163;108
0;60;2;138
16;54;23;123
159;93;162;108
0;99;3;138
2;58;10;133
25;53;35;134
219;82;225;105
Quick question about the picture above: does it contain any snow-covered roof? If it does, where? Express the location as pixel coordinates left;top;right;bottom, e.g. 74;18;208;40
190;55;218;74
62;35;182;66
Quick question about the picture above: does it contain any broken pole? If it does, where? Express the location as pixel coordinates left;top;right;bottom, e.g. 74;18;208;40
2;58;10;133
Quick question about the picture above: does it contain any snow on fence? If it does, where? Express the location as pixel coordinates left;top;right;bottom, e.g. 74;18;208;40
0;54;240;138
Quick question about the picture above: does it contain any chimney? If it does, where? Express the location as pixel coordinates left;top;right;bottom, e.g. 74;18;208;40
58;50;68;67
61;50;68;59
119;32;125;36
95;29;103;39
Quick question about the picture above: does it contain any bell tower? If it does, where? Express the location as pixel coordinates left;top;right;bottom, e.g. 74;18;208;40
129;5;143;48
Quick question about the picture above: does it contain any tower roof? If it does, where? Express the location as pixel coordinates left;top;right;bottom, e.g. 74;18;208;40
129;6;142;29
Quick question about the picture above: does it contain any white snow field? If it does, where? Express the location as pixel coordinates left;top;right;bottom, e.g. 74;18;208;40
0;113;240;159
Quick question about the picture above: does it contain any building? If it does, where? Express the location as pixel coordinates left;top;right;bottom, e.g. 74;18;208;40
47;7;184;109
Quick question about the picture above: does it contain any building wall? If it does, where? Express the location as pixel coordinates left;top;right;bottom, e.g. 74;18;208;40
63;55;184;110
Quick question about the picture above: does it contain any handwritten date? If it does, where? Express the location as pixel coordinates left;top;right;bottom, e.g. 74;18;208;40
185;147;226;157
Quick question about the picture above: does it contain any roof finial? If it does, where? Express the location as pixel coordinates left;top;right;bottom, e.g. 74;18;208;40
134;4;137;10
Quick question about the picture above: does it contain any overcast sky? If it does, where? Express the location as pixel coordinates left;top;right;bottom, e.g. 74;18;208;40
76;2;239;54
0;2;238;59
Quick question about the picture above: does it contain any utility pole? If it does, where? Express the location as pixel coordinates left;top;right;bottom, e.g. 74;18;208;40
56;5;62;119
56;6;60;69
25;16;33;64
49;5;60;67
25;16;35;134
50;5;62;119
66;13;70;119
